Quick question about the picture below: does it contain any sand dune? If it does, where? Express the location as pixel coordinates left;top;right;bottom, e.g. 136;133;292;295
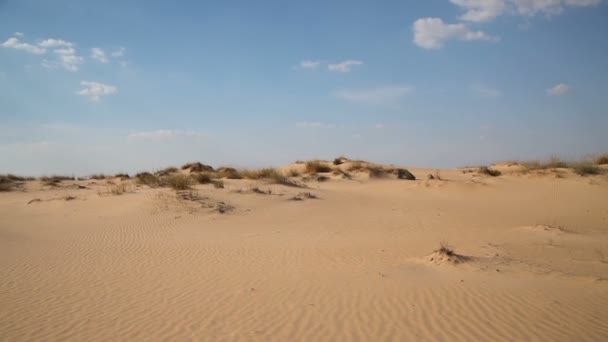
2;163;608;341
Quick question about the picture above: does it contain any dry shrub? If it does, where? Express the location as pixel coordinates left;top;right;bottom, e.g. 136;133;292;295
305;161;332;174
155;166;179;176
217;167;241;179
368;166;388;178
572;163;601;176
478;166;501;177
136;172;160;187
595;154;608;165
181;162;214;172
193;173;214;184
114;173;130;179
347;161;366;172
213;180;224;189
161;174;193;190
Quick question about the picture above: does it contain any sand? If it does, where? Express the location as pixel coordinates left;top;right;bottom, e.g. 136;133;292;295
2;164;608;341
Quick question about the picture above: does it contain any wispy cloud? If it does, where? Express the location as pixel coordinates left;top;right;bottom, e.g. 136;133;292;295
128;129;206;140
299;60;320;70
450;0;603;23
38;38;83;71
546;83;571;96
90;47;108;63
334;86;412;105
328;60;363;73
413;17;497;49
77;81;117;101
1;37;46;54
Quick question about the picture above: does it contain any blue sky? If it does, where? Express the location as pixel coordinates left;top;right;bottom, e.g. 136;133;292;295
1;0;607;175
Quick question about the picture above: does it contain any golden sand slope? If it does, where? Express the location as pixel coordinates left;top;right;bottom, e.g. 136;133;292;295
1;167;608;341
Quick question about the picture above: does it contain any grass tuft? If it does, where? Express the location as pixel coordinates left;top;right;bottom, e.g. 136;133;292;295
478;166;501;177
305;161;332;174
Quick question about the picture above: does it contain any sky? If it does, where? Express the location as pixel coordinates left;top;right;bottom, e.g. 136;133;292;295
1;0;607;175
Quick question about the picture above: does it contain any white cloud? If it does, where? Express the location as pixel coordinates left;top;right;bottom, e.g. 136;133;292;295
450;0;603;22
14;32;24;37
44;46;83;71
295;121;334;128
299;60;320;69
1;37;46;54
128;130;205;140
77;81;117;101
472;84;502;97
38;38;72;48
334;85;412;105
413;17;498;49
546;83;571;96
90;47;108;63
450;0;507;22
328;60;363;73
111;47;125;57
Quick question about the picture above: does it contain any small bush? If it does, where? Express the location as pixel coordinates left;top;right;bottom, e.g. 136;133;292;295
368;167;388;178
0;176;19;192
287;169;301;177
161;174;193;190
478;166;501;177
595;154;608;165
155;167;178;176
194;173;214;184
545;156;569;169
181;162;214;173
114;173;130;179
347;161;366;172
213;180;224;189
305;161;332;174
217;167;241;179
89;174;107;180
40;175;74;186
572;163;600;176
333;156;348;165
136;172;160;187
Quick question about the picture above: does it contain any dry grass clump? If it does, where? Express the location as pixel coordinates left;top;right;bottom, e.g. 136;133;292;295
193;173;214;184
161;174;193;190
333;156;348;165
181;162;214;173
368;166;388;179
0;176;20;192
478;166;502;177
572;163;601;176
193;173;224;188
217;167;242;179
595;154;608;165
40;175;75;186
99;184;130;196
155;166;179;176
430;242;470;264
240;168;302;187
287;169;301;177
114;173;130;179
305;161;332;174
347;161;366;172
136;172;160;187
2;174;34;182
89;174;107;180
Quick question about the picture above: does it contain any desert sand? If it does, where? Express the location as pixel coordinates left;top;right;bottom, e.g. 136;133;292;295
1;160;608;341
